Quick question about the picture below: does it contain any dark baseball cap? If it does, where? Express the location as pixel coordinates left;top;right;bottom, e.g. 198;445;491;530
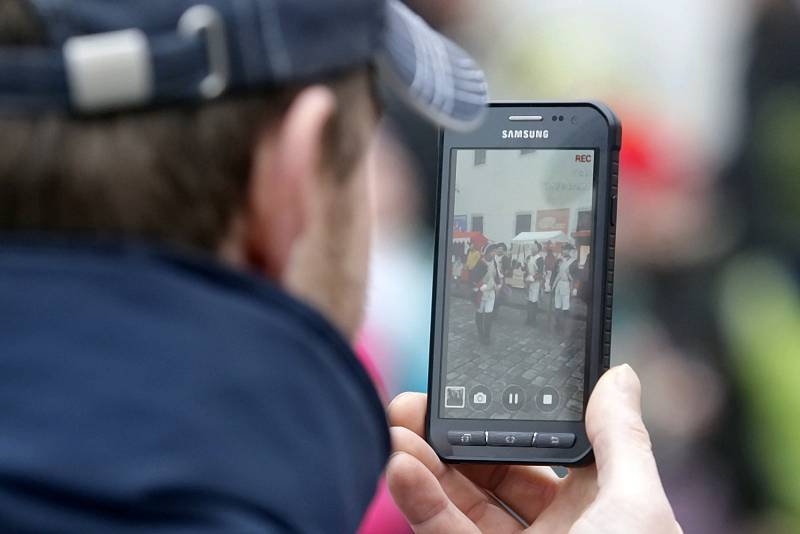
0;0;488;130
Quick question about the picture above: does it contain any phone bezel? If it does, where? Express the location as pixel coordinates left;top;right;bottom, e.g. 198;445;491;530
427;102;621;465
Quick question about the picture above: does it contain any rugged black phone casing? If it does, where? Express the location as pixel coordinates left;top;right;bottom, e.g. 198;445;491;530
427;102;621;465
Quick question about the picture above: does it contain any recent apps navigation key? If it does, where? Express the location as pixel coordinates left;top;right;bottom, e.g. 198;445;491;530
447;431;486;446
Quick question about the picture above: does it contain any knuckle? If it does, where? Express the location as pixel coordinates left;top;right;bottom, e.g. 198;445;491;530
626;418;653;453
591;413;653;455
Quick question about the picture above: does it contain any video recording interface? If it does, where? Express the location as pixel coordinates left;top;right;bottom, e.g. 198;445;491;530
442;148;596;421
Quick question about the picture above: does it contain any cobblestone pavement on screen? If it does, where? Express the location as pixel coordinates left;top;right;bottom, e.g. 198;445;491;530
443;294;586;421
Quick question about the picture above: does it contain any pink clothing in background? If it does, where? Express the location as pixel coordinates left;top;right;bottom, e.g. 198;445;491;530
354;338;412;534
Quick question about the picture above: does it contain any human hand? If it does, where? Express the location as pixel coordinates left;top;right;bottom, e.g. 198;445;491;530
386;365;682;534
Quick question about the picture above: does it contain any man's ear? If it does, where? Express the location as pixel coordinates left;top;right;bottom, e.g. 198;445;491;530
245;85;337;280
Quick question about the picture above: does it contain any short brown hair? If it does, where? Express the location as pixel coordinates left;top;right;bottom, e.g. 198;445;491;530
0;0;374;251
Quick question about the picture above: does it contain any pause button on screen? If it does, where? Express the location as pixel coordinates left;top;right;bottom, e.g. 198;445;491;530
502;386;525;411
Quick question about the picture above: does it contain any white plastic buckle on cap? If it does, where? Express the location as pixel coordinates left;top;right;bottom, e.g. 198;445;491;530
64;29;153;112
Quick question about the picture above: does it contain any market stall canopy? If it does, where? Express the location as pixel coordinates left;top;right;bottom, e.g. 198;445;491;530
453;231;488;249
511;231;571;244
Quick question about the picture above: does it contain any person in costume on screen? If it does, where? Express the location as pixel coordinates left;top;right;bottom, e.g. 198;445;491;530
525;241;545;326
552;244;577;332
489;242;509;316
469;245;489;341
472;244;498;345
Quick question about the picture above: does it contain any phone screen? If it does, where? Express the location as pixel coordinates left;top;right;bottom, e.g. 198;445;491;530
442;148;596;421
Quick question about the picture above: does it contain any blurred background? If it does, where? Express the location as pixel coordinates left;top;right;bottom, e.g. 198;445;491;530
359;0;800;532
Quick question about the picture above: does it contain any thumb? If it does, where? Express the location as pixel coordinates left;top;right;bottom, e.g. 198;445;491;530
585;364;662;492
580;365;681;534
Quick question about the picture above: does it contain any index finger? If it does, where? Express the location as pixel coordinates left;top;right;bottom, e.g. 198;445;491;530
388;392;560;524
388;392;427;434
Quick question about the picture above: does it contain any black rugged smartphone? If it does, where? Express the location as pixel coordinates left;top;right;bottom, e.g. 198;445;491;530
427;102;621;465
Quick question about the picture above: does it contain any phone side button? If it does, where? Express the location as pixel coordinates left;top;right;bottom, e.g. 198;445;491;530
486;431;534;447
533;433;576;448
447;431;487;446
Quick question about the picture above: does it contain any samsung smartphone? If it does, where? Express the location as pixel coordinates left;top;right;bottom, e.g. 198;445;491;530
427;102;621;465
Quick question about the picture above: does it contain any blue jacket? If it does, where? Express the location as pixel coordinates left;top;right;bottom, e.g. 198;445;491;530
0;239;390;533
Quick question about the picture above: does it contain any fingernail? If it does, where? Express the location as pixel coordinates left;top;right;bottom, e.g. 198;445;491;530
614;363;637;391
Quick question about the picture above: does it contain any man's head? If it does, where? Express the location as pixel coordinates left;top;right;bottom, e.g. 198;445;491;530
494;243;507;259
0;0;378;338
0;0;487;339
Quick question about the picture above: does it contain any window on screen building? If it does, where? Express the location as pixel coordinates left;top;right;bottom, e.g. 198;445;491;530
471;215;484;233
515;213;532;235
577;209;592;232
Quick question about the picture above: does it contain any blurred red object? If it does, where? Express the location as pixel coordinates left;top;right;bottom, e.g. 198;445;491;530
612;108;719;265
618;113;692;191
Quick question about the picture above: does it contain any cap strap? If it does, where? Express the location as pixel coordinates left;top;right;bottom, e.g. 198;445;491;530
0;4;232;115
64;29;153;112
